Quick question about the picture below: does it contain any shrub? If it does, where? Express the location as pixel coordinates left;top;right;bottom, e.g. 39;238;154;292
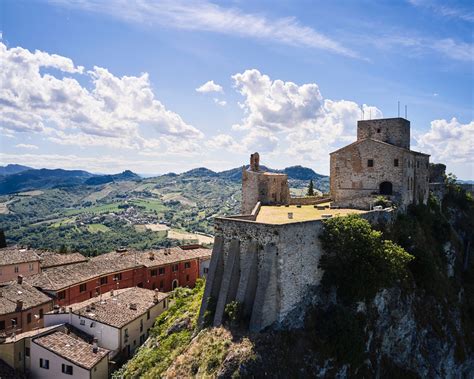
224;300;242;324
319;215;414;303
373;195;390;208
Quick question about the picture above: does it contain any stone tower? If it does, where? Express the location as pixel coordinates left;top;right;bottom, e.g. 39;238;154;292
241;153;290;214
357;117;410;149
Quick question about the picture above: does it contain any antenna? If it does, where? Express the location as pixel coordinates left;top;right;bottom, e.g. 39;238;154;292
361;107;364;120
398;101;400;117
405;105;407;119
369;109;372;120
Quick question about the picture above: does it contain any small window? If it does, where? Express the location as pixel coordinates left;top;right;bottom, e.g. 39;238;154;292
394;159;399;167
367;159;374;168
184;262;191;269
62;364;73;375
27;313;32;324
25;347;30;357
14;266;19;273
40;358;49;369
203;268;209;274
186;275;190;282
39;309;43;319
58;291;66;300
79;283;87;292
90;322;96;328
172;264;178;272
12;317;17;326
125;329;129;337
158;267;165;275
114;273;122;281
150;269;157;277
377;128;381;133
80;319;85;326
0;321;4;331
29;263;34;271
147;310;150;320
140;319;144;332
100;276;108;285
18;351;22;361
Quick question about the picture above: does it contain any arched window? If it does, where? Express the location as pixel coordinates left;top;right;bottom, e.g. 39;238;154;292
172;279;179;290
379;181;393;195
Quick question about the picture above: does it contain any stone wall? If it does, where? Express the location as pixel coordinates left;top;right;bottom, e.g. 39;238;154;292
288;196;330;206
198;209;393;332
357;118;410;149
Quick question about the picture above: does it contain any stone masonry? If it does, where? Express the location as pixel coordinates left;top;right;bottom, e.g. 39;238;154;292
330;118;430;209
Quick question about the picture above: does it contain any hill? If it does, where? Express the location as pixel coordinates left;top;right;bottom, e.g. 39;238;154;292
84;170;141;185
0;164;32;176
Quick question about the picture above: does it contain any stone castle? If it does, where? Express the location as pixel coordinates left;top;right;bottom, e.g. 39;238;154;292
199;117;430;332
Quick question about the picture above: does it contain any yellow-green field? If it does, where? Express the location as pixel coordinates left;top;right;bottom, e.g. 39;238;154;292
167;229;214;244
255;203;366;224
87;224;110;233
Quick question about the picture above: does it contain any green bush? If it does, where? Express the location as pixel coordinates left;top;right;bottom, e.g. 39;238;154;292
373;195;390;208
224;300;242;323
319;215;414;303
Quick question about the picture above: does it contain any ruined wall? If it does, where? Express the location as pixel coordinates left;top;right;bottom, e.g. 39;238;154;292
241;169;290;214
288;196;330;206
357;118;410;149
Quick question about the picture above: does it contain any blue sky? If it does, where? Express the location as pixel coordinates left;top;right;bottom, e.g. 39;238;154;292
0;0;472;178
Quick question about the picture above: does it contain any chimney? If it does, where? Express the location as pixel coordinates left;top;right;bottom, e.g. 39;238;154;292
16;300;23;311
148;252;154;260
129;303;137;310
92;338;98;354
17;275;23;285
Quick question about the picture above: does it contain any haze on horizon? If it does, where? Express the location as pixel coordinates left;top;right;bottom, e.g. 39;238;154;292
0;0;473;179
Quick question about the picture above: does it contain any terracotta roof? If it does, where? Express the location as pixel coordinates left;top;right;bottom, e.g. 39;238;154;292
0;280;52;315
39;252;88;269
72;287;168;328
329;138;430;156
26;246;211;292
93;246;212;268
33;331;109;370
0;247;41;266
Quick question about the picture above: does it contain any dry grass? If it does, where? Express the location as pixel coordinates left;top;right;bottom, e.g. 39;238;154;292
256;203;366;224
167;229;214;244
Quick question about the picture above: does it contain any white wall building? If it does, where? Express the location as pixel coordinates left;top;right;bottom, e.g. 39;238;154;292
44;287;169;360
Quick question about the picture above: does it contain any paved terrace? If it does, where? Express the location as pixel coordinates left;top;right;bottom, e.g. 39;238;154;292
255;202;366;224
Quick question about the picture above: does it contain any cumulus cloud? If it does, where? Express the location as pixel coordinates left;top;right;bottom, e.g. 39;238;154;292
213;98;227;106
415;118;474;163
0;42;203;151
15;143;39;150
196;80;223;93
231;69;382;164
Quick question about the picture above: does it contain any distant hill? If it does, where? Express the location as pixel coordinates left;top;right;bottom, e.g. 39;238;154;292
84;170;141;185
0;164;32;176
0;168;141;195
216;165;326;182
182;167;218;178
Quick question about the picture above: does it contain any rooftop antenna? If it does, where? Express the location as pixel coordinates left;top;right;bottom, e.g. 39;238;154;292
405;105;408;119
369;109;372;120
361;106;364;120
398;101;400;117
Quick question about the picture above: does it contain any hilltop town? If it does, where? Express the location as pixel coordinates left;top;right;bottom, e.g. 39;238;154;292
1;117;473;378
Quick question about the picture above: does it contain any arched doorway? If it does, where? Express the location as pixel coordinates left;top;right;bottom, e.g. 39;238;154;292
379;181;393;195
172;279;179;290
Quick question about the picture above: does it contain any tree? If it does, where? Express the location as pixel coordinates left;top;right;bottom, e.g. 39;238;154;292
307;179;315;196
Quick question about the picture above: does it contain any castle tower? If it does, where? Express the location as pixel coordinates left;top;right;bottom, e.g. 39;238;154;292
357;117;410;149
241;153;290;214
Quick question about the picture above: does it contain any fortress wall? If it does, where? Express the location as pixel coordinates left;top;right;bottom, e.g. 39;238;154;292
288;196;330;205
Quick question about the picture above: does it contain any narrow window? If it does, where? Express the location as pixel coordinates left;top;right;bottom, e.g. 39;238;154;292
377;128;381;133
184;262;191;269
40;358;49;369
58;291;66;300
39;309;43;319
367;159;374;168
27;313;32;324
0;321;5;330
150;269;157;277
147;310;150;320
25;347;30;357
158;267;165;275
61;364;73;375
14;266;19;273
100;276;108;285
394;159;399;167
186;275;190;282
140;319;144;332
417;161;420;168
172;264;178;272
114;273;122;281
79;283;87;292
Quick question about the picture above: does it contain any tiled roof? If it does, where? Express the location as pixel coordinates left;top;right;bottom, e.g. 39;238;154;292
0;246;41;266
27;246;211;291
39;252;88;269
33;331;109;370
72;287;168;328
0;280;52;315
93;246;212;268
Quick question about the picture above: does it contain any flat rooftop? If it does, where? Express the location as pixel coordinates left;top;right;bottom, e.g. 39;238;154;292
255;203;366;224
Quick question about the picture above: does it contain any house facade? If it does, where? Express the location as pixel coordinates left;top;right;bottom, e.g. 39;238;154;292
0;247;41;283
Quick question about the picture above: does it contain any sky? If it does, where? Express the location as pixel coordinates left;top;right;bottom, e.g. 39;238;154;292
0;0;473;178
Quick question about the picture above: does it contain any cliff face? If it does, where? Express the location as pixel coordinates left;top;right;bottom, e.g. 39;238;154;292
118;185;473;378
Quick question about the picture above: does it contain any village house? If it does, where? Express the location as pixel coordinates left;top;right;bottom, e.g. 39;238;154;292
26;245;211;307
0;275;53;335
31;329;109;379
44;287;169;361
38;251;88;270
0;246;41;283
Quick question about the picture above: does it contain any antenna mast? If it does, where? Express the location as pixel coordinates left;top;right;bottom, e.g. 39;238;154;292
405;105;408;119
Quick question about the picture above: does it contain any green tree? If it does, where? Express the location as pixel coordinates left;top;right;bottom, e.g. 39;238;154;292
319;215;414;303
307;179;315;196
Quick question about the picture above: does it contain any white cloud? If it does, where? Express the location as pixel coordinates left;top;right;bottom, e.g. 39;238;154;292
230;69;383;168
196;80;223;94
0;42;203;151
15;143;39;150
50;0;357;57
414;118;474;163
408;0;474;23
213;98;227;106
